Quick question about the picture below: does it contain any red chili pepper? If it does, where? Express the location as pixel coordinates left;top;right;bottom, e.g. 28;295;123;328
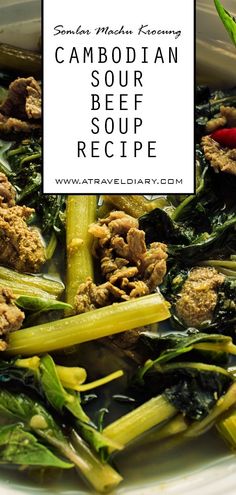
211;128;236;149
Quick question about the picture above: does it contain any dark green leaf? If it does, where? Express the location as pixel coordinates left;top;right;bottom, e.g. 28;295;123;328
16;296;72;313
214;0;236;45
0;424;72;468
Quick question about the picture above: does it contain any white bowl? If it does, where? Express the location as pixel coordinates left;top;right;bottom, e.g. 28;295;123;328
0;1;235;495
0;0;40;51
196;0;236;86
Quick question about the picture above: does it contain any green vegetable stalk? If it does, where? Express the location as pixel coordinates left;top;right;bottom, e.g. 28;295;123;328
214;0;236;46
6;293;170;355
0;389;122;493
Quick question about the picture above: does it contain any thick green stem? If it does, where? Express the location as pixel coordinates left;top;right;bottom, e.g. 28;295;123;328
6;293;170;356
66;195;97;310
104;395;177;452
39;429;122;493
0;266;64;297
185;382;236;438
216;409;236;449
139;414;188;446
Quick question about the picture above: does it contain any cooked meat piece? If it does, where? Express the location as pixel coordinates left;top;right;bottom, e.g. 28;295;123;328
127;228;146;261
106;328;143;351
25;79;41;119
111;228;146;262
0;205;45;272
205;115;227;133
140;242;168;291
175;267;225;328
220;106;236;127
0;77;41;120
75;211;168;314
0;77;41;134
109;266;139;284
128;280;150;298
0;287;24;351
100;211;138;234
0;173;16;206
101;253;129;278
201;135;236;175
205;106;236;133
89;223;111;244
0;113;40;133
74;277;128;313
110;235;130;259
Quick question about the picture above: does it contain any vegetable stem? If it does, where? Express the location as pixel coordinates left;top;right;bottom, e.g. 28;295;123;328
75;370;124;392
138;414;188;446
185;383;236;437
216;409;236;449
104;395;177;452
6;293;170;355
0;266;64;298
66;195;97;310
102;195;169;218
70;430;123;493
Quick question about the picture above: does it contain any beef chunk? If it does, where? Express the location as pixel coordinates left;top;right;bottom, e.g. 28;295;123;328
0;173;16;207
175;267;225;328
75;211;168;314
0;77;41;134
0;204;45;272
0;287;24;351
206;105;236;133
0;77;41;120
201;135;236;175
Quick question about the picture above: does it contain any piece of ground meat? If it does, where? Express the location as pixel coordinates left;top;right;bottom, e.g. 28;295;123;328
201;135;236;175
205;105;236;133
0;287;24;351
0;173;16;207
75;211;168;314
0;77;41;134
0;204;45;272
0;113;40;133
74;277;128;314
175;267;225;328
0;77;41;120
220;106;236;127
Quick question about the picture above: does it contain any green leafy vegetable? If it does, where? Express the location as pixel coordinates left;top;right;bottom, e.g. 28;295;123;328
16;295;72;313
139;165;236;265
0;423;72;468
0;389;122;492
39;355;122;457
104;362;234;452
162;363;232;420
136;331;236;381
0;139;66;238
214;0;236;45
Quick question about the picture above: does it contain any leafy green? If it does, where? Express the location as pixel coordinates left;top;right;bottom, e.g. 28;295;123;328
0;389;66;443
139;164;236;265
0;424;72;468
163;363;232;420
214;0;236;45
16;295;72;313
134;362;233;421
0;354;118;458
136;331;236;381
39;354;118;457
139;208;194;245
0;388;122;491
39;354;73;412
213;279;236;325
0;139;66;238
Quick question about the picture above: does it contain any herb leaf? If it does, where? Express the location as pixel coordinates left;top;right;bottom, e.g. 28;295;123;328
214;0;236;45
0;423;72;468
